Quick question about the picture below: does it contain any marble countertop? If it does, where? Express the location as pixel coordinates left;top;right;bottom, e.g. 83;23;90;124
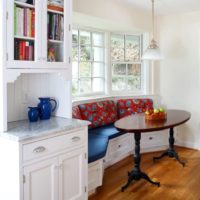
0;117;90;142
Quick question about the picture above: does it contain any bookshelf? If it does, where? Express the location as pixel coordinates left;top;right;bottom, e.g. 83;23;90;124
5;0;71;69
47;0;64;63
14;0;35;61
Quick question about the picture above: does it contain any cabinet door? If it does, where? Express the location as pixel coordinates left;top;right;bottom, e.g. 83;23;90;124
6;0;42;68
59;147;87;200
41;0;71;68
23;157;59;200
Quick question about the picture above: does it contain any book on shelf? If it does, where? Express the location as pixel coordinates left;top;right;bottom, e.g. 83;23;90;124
48;13;64;41
14;40;34;61
14;5;35;38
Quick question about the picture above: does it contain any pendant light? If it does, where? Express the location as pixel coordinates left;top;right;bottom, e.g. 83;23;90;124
142;0;164;60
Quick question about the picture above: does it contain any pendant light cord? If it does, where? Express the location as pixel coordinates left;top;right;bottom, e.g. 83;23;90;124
152;0;155;40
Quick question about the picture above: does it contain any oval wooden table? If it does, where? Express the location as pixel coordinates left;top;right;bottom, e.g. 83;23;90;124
114;109;191;192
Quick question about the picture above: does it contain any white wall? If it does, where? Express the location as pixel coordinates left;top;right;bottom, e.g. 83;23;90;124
73;0;151;32
157;11;200;149
7;74;71;122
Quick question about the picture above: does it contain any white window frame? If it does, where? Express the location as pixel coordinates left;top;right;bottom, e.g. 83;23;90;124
72;27;106;98
110;33;145;96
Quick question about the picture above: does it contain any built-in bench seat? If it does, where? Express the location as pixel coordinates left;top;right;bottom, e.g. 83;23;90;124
73;98;153;164
73;98;155;194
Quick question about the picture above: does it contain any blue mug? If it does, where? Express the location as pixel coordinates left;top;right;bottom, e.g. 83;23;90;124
38;97;57;120
28;107;39;122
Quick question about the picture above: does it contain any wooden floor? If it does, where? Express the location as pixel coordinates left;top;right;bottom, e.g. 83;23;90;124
89;147;200;200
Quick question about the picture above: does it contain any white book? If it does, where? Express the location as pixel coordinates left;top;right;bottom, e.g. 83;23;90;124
19;7;24;36
16;7;21;36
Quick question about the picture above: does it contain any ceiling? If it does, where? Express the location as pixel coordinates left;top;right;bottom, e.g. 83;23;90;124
118;0;200;15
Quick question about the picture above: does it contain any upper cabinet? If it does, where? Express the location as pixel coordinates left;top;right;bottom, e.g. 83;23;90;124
6;0;71;69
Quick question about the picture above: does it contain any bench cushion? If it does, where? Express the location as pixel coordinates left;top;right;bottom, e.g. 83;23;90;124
79;100;117;128
117;98;153;119
72;106;82;120
89;123;124;139
88;134;109;163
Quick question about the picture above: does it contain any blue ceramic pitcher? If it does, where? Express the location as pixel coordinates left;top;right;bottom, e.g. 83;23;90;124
38;97;57;120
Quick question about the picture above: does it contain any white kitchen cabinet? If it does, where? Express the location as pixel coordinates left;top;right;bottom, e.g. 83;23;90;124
6;0;71;69
24;147;86;200
0;118;89;200
88;159;103;194
59;148;86;200
23;157;59;200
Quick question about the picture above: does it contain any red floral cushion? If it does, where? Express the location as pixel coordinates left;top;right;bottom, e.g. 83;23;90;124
78;100;117;128
72;106;82;120
117;99;153;119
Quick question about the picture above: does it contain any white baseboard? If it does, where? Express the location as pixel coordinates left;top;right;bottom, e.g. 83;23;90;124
175;140;200;150
141;144;168;153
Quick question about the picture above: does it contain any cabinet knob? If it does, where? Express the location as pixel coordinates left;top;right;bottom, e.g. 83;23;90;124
71;136;81;142
33;146;46;153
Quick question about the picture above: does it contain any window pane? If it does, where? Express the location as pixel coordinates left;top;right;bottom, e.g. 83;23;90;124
72;79;78;95
80;78;92;94
111;35;124;48
126;35;140;48
72;30;78;44
93;47;104;62
125;35;140;61
72;45;78;61
112;77;126;91
127;77;141;90
93;78;104;92
111;48;124;61
72;62;78;78
80;31;91;45
80;46;91;61
80;62;91;77
93;63;104;77
126;48;140;62
128;64;141;76
112;64;126;75
93;33;104;46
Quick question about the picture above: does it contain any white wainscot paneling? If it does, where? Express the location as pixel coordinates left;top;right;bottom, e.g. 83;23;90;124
7;73;71;122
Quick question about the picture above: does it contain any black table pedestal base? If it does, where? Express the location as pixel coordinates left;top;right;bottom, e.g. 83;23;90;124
121;169;160;192
153;149;185;166
121;132;160;192
153;127;185;167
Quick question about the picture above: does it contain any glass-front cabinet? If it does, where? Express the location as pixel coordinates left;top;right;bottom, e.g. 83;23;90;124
6;0;71;69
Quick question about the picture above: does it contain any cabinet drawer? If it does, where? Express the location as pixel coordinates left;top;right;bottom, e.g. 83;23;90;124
23;130;85;162
108;134;131;157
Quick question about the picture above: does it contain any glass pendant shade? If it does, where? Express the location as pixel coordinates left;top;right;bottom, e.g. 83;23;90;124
142;39;164;60
142;0;164;61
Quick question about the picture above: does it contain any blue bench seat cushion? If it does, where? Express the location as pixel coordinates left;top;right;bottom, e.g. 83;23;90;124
88;123;124;139
88;134;108;163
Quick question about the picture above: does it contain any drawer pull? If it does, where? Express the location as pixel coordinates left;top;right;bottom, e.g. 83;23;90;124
72;136;81;142
33;146;46;153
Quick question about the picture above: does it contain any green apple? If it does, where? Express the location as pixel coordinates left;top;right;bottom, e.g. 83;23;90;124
154;108;159;113
159;108;165;112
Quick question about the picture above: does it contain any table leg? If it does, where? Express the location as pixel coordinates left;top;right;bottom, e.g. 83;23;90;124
121;132;160;192
153;127;185;166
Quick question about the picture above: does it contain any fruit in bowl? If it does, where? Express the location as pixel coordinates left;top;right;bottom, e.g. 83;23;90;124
145;108;167;120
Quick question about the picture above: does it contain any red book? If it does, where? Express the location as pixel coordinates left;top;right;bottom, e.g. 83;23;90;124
22;41;26;60
31;10;35;37
25;41;29;60
24;8;27;36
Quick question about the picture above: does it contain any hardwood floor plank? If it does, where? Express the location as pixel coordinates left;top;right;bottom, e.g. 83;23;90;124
89;147;200;200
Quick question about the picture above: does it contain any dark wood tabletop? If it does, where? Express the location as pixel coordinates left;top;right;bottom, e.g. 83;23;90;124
114;109;191;133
